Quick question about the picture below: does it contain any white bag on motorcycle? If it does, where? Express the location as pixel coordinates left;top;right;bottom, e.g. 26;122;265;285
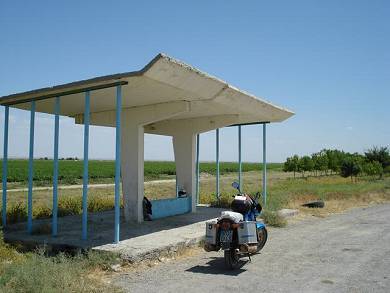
219;211;243;223
238;221;258;245
205;220;217;245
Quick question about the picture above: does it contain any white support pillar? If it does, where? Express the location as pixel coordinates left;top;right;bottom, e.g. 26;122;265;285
173;133;196;212
105;101;188;223
121;124;144;223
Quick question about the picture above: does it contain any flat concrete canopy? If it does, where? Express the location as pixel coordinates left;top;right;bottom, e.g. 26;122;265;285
0;53;293;133
1;53;294;239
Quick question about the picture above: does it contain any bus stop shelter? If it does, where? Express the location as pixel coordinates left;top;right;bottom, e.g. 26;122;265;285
1;53;294;244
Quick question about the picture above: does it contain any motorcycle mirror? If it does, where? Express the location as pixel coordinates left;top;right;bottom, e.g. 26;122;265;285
231;181;240;191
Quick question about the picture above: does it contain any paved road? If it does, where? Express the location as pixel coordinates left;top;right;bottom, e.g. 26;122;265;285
115;204;390;293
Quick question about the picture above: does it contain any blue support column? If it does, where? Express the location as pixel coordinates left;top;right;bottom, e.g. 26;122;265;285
114;86;122;244
238;125;242;189
2;106;9;227
262;123;267;207
52;97;60;237
195;134;200;205
216;128;220;200
27;101;36;234
82;91;90;240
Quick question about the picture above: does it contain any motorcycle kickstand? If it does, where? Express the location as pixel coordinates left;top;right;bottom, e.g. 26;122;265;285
247;253;251;262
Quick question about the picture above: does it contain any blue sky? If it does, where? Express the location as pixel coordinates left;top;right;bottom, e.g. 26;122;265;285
0;0;389;162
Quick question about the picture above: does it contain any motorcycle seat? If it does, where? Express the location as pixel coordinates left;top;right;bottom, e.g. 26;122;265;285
219;211;243;223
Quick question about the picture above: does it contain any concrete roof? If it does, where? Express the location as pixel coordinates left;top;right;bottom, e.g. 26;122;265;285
0;53;294;133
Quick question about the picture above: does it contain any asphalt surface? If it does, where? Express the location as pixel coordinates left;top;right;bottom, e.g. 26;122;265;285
115;204;390;293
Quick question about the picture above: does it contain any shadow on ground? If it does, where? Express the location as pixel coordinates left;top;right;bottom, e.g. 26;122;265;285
4;206;224;251
186;256;248;276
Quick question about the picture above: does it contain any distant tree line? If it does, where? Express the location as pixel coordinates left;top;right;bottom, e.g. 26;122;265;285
283;146;390;181
38;157;79;161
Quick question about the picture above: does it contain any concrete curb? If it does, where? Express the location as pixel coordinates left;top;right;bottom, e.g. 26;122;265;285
117;236;205;263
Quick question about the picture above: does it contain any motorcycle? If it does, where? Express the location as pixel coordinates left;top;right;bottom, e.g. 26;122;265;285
204;182;268;269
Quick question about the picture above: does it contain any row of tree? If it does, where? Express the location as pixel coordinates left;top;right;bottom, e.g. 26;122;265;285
283;146;390;181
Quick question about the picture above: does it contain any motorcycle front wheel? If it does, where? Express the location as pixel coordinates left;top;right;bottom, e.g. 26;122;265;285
256;227;268;252
224;249;239;270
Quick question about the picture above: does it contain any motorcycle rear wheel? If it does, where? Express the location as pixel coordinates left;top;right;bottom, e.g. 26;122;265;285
256;227;268;252
224;249;239;269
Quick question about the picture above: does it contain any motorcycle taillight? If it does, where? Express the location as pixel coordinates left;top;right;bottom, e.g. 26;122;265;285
220;221;231;230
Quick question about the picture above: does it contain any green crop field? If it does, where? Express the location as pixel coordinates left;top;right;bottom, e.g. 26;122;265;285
0;159;283;185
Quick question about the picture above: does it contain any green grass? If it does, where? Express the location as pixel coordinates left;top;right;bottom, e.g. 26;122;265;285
203;175;390;210
0;159;282;186
0;195;119;227
263;175;390;211
199;174;390;225
1;169;389;227
0;232;120;292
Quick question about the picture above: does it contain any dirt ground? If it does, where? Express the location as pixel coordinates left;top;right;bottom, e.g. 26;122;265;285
111;203;390;293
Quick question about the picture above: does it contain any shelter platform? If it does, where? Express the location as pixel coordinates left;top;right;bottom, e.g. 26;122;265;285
4;206;224;262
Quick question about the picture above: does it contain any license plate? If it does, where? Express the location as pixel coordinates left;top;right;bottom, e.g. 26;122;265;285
220;230;233;243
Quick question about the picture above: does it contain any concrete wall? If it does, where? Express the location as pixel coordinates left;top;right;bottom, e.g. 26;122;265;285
151;196;192;219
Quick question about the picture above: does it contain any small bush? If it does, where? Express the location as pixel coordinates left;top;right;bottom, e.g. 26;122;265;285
6;203;27;224
58;196;82;216
88;197;114;213
82;250;120;271
34;206;52;219
200;192;234;208
261;210;287;227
